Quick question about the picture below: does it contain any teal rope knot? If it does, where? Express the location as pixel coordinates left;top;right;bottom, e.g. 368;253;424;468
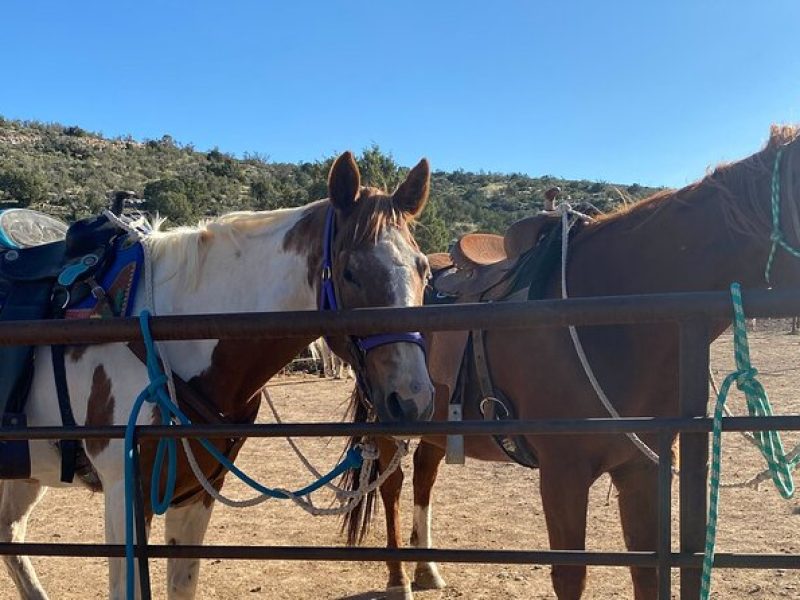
734;367;758;389
145;374;167;397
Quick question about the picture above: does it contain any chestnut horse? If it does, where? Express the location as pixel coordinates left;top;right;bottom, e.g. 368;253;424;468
0;151;435;599
344;126;800;600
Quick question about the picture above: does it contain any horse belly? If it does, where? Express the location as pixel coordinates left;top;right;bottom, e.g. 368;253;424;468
22;344;147;487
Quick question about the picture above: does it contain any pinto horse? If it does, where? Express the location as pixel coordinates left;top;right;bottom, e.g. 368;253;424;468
0;151;436;599
343;126;800;600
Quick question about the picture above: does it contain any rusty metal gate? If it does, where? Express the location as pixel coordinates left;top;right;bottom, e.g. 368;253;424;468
1;288;800;599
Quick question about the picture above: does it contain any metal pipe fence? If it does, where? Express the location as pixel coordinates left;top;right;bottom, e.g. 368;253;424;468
3;289;800;599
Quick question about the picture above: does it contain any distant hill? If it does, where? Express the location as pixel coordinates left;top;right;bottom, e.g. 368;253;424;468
0;116;663;252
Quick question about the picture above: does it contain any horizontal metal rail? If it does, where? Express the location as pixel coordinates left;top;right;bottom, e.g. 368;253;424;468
3;415;800;441
1;288;800;346
1;289;798;597
0;543;796;570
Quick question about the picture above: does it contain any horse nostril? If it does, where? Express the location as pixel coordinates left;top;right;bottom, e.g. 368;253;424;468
386;392;404;421
385;392;419;422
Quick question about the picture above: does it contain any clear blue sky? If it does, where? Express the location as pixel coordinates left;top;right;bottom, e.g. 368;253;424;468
2;1;798;187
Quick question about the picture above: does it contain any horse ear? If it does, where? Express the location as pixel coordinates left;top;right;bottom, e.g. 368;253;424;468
393;158;430;218
328;151;361;212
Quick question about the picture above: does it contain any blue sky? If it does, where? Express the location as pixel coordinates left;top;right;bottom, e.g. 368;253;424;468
2;1;798;187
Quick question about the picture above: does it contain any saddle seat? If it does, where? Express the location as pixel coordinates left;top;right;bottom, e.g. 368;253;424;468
432;212;562;301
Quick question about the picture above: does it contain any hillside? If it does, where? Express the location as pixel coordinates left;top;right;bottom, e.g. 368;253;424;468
0;117;662;252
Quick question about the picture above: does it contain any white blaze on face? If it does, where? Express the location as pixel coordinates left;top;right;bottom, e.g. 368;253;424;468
374;227;424;308
363;227;434;420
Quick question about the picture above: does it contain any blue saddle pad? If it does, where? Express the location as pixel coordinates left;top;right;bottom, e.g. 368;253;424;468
65;235;144;319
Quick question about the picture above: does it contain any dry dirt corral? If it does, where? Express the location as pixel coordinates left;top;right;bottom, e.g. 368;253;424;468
2;324;800;599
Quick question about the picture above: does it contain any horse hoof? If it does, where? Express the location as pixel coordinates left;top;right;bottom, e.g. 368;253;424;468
414;565;446;590
385;583;413;600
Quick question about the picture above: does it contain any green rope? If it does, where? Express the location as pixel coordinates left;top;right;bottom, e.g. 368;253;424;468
765;148;800;283
700;282;800;599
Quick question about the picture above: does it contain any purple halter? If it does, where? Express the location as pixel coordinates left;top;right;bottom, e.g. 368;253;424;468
319;206;425;354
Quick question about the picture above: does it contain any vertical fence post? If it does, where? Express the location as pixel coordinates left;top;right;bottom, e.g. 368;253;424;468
131;430;152;600
658;429;674;599
678;318;710;599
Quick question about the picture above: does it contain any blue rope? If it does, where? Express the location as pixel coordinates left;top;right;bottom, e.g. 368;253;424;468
123;310;364;599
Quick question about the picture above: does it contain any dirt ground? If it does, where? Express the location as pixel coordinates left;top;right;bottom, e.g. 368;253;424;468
2;322;800;599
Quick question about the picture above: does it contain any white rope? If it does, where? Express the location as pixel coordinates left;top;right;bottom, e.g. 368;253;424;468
554;204;667;468
114;210;404;514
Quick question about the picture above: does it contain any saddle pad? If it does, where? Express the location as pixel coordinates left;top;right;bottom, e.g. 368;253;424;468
0;209;68;249
65;235;144;319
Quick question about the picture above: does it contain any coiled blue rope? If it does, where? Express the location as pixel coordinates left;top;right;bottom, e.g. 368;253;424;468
123;310;364;599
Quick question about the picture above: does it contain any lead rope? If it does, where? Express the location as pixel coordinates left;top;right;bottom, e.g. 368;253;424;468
555;204;666;468
764;148;800;282
700;282;800;599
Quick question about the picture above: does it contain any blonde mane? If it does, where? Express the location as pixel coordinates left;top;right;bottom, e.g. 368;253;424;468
146;205;304;289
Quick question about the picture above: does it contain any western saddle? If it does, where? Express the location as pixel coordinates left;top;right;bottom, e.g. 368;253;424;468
431;210;563;302
427;191;596;468
0;208;126;478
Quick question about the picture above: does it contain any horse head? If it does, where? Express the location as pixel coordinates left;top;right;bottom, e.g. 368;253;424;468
322;151;434;423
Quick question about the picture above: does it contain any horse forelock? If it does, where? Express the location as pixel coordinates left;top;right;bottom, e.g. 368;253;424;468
343;190;425;308
338;188;417;249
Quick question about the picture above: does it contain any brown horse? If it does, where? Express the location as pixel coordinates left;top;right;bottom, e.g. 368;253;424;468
343;125;800;600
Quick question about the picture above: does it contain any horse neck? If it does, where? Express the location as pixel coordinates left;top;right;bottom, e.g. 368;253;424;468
148;206;321;416
568;186;771;297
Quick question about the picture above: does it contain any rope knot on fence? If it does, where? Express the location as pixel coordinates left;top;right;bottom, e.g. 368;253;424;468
734;367;759;391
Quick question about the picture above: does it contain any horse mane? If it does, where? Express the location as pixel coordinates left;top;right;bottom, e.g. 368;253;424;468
583;124;800;240
146;206;302;289
145;188;418;290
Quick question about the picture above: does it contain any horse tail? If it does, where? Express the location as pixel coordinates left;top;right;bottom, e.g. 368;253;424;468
339;385;380;546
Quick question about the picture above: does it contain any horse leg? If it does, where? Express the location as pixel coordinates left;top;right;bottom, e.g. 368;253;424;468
410;441;446;590
0;480;49;599
165;498;215;599
105;481;151;600
334;356;343;380
376;437;412;600
540;460;592;600
610;459;659;600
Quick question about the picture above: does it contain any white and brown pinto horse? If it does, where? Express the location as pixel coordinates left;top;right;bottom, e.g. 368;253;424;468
0;152;435;599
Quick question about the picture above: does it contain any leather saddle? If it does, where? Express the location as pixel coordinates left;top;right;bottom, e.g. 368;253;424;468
432;212;561;301
427;204;593;468
0;210;124;478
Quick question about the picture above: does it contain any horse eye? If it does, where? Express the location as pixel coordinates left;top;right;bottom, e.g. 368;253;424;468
343;268;358;285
